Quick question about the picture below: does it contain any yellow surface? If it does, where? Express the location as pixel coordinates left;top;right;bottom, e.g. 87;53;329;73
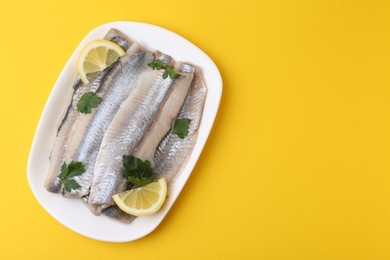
0;0;389;259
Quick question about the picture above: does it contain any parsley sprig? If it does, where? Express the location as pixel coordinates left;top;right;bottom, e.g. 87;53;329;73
162;66;177;79
148;59;164;70
121;155;157;187
148;59;177;79
172;118;191;138
59;161;85;192
77;92;102;114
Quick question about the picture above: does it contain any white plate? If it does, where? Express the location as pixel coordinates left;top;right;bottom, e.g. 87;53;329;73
27;21;222;242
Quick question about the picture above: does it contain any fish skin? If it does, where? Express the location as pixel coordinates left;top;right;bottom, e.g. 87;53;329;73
103;64;194;223
99;64;194;221
44;29;133;193
80;195;135;223
154;50;175;67
63;45;154;198
133;67;194;163
102;206;136;223
44;73;108;193
89;68;183;213
153;64;207;183
105;28;133;51
44;79;83;193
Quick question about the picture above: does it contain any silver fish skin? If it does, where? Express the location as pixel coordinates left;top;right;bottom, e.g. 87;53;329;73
133;66;194;163
43;29;133;193
102;206;136;223
154;50;175;67
89;69;182;213
44;79;97;192
63;44;154;198
80;196;135;223
153;64;207;183
100;64;194;221
105;28;133;51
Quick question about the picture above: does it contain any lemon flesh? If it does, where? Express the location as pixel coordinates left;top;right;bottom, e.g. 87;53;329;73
112;178;168;217
77;39;125;85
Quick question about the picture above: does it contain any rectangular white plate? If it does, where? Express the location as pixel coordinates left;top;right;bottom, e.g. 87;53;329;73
27;21;222;242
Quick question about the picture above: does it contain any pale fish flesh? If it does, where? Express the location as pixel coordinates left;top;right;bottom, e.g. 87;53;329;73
153;64;207;183
63;44;154;198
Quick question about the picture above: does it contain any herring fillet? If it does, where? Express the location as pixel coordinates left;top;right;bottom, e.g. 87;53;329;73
88;69;178;212
133;66;194;162
153;64;207;183
43;72;107;192
63;45;154;198
43;80;89;192
43;29;133;193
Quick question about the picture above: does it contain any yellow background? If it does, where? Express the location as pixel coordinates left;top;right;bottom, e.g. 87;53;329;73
1;0;389;259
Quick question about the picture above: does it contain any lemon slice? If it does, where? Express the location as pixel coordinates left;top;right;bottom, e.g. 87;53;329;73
112;178;168;217
77;39;125;84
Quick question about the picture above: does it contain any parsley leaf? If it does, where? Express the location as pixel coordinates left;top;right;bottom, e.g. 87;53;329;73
166;66;177;79
121;155;156;187
77;92;102;114
59;163;69;180
162;70;169;79
162;66;177;79
148;59;164;70
64;179;81;192
148;59;178;79
127;176;155;187
172;118;191;138
59;161;85;192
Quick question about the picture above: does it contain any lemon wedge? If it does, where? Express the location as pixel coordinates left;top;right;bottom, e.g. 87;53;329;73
77;39;125;84
112;178;168;217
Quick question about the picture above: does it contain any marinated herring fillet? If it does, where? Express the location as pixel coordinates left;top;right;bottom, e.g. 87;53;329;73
133;62;194;162
153;64;207;183
63;45;154;198
44;79;99;192
89;65;194;213
43;29;133;193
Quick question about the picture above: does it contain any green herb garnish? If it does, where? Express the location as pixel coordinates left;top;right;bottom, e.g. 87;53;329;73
148;59;164;70
77;92;102;114
172;118;191;138
162;66;177;79
121;155;156;187
148;60;178;79
59;161;85;192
